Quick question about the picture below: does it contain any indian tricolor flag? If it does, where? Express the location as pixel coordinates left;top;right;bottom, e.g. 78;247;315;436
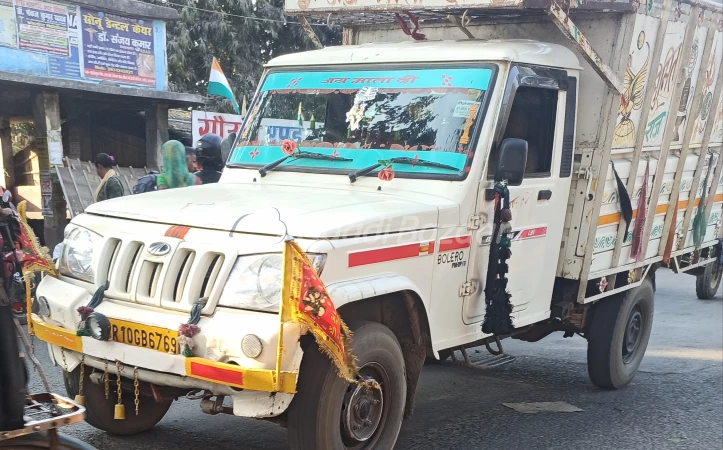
207;57;239;114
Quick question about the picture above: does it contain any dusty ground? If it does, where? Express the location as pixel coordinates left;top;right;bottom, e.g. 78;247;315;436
27;269;723;449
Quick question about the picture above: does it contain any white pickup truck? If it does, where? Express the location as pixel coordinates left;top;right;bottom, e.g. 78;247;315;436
31;0;723;449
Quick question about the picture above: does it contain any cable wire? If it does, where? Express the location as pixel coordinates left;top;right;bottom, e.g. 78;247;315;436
161;0;334;28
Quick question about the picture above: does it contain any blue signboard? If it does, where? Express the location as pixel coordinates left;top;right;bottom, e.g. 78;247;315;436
0;0;168;90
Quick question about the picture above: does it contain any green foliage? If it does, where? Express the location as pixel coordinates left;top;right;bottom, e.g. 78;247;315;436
143;0;341;113
11;122;34;155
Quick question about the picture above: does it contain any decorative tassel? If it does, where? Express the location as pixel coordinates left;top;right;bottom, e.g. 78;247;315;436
611;161;633;240
482;182;515;336
76;283;109;335
309;114;316;131
178;299;207;357
693;154;713;250
631;160;649;262
663;193;679;266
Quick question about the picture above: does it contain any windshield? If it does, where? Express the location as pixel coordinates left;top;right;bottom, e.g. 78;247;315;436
229;66;494;179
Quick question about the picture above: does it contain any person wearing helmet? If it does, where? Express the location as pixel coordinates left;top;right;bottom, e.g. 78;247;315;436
195;133;223;184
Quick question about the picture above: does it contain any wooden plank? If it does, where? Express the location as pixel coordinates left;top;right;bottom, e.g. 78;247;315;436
547;1;624;95
80;171;99;208
55;167;82;217
131;167;148;178
575;13;634;302
678;55;723;249
610;2;673;269
703;123;723;219
65;164;86;211
298;16;323;50
658;15;720;255
638;5;700;262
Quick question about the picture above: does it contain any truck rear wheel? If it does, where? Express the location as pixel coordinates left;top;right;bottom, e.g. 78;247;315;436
696;263;722;299
586;279;654;389
64;365;172;435
287;321;406;450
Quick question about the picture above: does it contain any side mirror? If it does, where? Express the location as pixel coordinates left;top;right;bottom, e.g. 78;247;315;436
495;138;528;186
220;132;236;163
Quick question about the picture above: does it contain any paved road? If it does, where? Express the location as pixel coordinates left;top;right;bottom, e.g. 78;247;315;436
27;269;722;449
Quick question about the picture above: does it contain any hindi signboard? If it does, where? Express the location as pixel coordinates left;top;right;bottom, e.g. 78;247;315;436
81;8;155;86
0;0;17;48
192;111;244;146
14;0;69;56
48;4;80;78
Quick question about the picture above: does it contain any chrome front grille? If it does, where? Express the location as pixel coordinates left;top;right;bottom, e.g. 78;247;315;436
98;237;231;312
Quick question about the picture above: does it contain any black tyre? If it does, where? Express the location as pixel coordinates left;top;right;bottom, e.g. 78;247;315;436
64;365;172;435
696;263;722;299
0;432;97;449
587;279;654;389
287;321;406;450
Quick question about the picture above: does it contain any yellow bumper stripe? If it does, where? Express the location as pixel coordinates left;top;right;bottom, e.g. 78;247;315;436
184;357;297;394
31;317;83;353
32;318;297;394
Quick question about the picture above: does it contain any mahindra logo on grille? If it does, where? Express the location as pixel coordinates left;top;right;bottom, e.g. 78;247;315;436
147;242;171;256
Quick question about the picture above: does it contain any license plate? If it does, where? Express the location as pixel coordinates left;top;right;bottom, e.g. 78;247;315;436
108;318;179;354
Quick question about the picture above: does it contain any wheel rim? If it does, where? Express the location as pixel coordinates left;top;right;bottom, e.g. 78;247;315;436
340;362;388;448
710;267;722;291
622;306;643;365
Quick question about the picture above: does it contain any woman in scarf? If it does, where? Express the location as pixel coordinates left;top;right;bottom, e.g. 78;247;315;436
157;140;201;190
94;153;124;202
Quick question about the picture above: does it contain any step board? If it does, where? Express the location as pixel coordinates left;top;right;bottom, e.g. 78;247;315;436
448;347;516;370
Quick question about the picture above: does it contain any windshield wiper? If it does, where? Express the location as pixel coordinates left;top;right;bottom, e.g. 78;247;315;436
259;151;353;177
348;156;460;183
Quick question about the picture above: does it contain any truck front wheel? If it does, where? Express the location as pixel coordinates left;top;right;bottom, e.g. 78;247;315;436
287;321;406;450
696;262;722;299
64;365;172;435
586;279;654;389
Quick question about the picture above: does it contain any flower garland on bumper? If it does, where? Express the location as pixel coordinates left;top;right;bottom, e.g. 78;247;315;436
178;298;207;357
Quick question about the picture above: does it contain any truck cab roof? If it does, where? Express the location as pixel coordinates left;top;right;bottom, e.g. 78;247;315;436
265;39;581;71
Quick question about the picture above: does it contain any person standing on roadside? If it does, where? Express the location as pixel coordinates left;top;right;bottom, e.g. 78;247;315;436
185;146;199;172
156;140;201;190
94;153;124;202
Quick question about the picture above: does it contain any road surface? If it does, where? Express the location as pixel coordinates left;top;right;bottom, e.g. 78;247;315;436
26;269;722;449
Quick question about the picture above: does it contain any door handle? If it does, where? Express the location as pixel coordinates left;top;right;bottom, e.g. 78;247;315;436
538;190;552;200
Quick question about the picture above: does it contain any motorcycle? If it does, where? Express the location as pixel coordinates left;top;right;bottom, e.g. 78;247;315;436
0;189;40;325
0;187;96;450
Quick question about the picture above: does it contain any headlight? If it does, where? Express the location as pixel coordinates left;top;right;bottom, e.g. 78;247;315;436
218;253;326;313
58;226;101;283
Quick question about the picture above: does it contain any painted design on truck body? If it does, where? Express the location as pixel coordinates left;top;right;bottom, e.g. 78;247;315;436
613;15;659;148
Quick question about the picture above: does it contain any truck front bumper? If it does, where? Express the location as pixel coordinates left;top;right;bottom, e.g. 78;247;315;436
32;276;302;418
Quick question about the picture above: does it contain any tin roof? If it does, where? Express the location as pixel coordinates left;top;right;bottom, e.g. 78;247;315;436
266;39;582;71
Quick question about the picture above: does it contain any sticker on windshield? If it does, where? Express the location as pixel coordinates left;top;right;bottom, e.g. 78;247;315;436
467;89;482;99
355;86;379;103
453;100;481;118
